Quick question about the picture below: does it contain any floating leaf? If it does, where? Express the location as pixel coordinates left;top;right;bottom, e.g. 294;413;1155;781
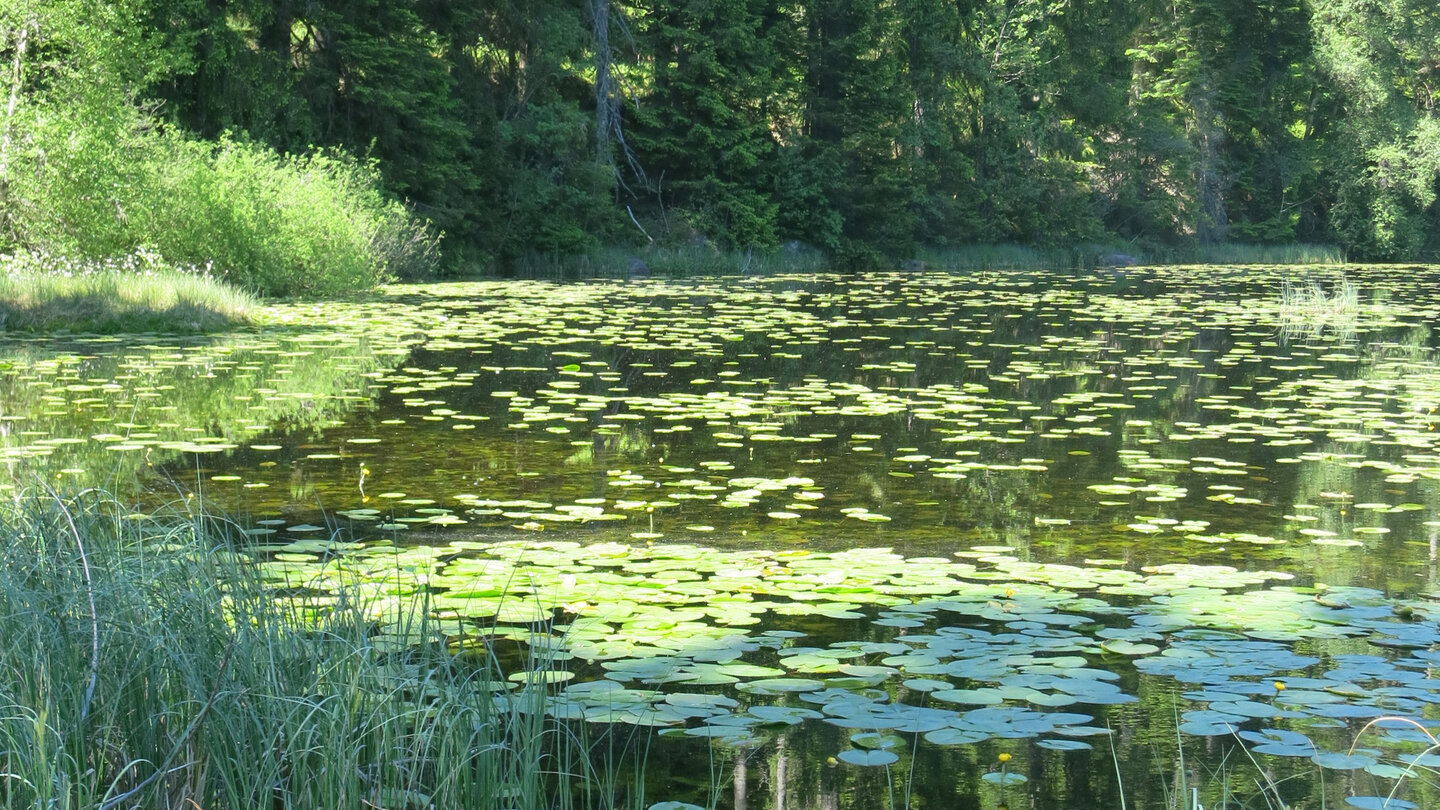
837;749;899;767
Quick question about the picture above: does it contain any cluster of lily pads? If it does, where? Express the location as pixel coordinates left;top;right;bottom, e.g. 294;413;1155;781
255;531;1440;789
10;266;1440;808
3;269;1439;574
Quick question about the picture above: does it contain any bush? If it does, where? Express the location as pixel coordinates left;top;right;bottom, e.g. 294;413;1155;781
7;108;437;297
138;134;435;296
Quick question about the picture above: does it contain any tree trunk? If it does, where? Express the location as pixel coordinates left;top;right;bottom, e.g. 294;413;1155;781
592;0;615;168
1190;81;1228;243
0;20;31;234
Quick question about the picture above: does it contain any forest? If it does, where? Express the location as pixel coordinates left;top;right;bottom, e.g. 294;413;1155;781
3;0;1440;274
10;4;1440;810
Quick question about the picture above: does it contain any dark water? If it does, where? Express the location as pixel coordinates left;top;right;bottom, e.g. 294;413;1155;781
7;267;1440;810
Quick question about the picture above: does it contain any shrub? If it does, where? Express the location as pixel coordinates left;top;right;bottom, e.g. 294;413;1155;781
7;108;437;297
137;134;434;296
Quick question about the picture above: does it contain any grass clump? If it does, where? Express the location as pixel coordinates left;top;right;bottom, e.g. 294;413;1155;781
508;240;1348;279
922;241;1345;270
508;243;827;279
0;249;255;332
0;491;634;810
1119;241;1345;267
1279;274;1360;340
920;244;1075;271
1281;274;1359;315
1174;242;1345;266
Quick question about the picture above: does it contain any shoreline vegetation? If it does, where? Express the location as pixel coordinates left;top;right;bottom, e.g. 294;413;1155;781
506;241;1348;280
0;240;1349;333
0;0;439;333
0;491;647;810
1;0;1435;332
0;126;439;332
0;238;1351;334
0;250;256;333
0;241;1350;334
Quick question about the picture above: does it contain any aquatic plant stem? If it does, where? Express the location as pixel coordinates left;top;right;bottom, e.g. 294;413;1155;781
1348;716;1440;753
1228;729;1290;810
1389;741;1440;806
1174;701;1189;810
1107;721;1127;810
903;723;921;810
1346;716;1440;808
97;629;237;810
46;487;99;725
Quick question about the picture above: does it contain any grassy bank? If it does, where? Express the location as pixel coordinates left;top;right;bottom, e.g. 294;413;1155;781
0;250;255;333
4;66;439;314
503;241;1348;279
14;128;438;300
0;123;437;335
508;243;829;279
0;492;642;810
922;241;1345;270
1146;241;1345;266
920;244;1075;270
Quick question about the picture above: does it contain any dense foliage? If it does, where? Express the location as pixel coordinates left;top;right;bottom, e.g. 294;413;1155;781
0;0;436;295
6;0;1440;271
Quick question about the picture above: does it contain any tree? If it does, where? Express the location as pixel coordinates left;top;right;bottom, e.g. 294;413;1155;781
0;0;175;251
629;0;787;247
14;0;1440;267
1309;0;1440;258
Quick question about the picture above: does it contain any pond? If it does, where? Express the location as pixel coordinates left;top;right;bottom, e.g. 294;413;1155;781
6;267;1440;810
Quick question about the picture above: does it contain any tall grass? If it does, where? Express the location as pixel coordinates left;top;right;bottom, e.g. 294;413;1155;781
920;244;1076;271
924;242;1346;271
1161;242;1345;266
509;240;1350;279
1278;274;1360;341
0;491;642;810
1280;275;1359;315
0;249;254;332
508;243;827;279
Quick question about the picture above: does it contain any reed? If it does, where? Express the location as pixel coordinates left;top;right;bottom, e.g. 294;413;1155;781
0;490;648;810
508;243;827;279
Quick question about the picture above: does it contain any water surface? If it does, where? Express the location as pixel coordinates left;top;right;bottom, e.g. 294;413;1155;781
7;267;1440;809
